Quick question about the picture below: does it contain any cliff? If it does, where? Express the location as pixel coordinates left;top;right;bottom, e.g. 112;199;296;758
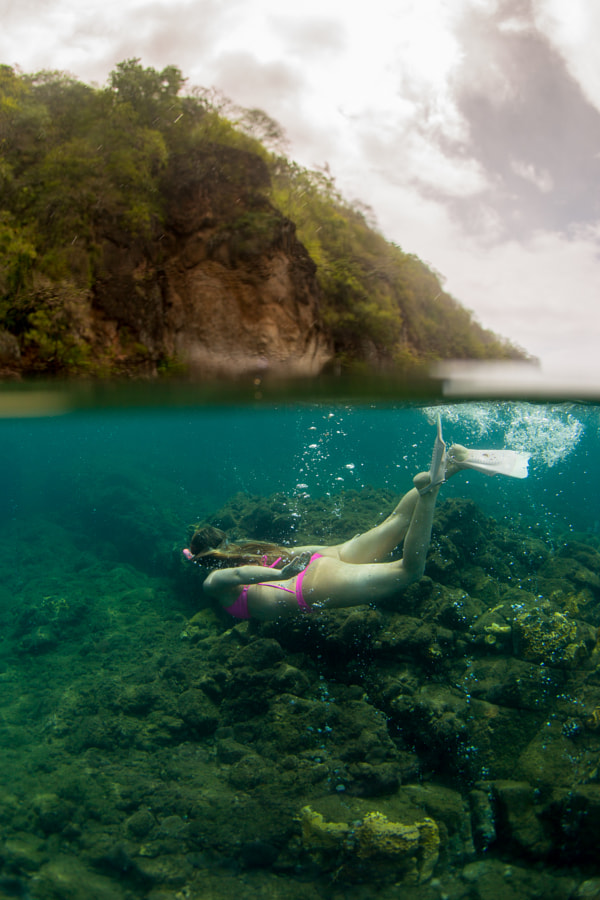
90;146;332;378
0;62;529;380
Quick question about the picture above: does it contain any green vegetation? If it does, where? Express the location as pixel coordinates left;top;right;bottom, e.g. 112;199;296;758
270;160;525;368
0;59;528;377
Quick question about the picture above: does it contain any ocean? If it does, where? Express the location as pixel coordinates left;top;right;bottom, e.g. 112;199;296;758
0;395;599;899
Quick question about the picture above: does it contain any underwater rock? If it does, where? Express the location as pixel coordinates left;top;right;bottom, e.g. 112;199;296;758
539;554;600;596
377;614;455;663
425;535;462;583
470;608;513;652
115;683;162;715
206;492;301;544
34;855;126;900
2;834;46;874
240;505;297;542
227;755;271;790
255;694;338;756
469;788;496;852
126;808;156;839
299;805;439;883
333;607;385;647
215;734;250;763
512;607;594;668
299;805;349;853
133;855;191;889
489;780;551;857
518;718;599;789
230;637;285;670
345;762;399;797
464;656;560;713
460;858;577;900
401;783;474;865
270;663;311;696
334;698;398;766
499;534;551;571
421;586;486;632
575;878;600;899
388;683;472;765
33;792;76;836
356;811;439;882
549;785;600;863
18;625;58;654
177;689;219;736
238;838;280;869
460;567;503;605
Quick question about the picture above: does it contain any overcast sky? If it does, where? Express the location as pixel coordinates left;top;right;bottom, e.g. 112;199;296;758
2;0;599;376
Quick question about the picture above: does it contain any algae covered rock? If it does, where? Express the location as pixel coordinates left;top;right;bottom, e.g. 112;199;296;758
299;804;439;883
512;607;593;668
177;689;219;736
489;780;551;857
518;718;600;789
355;811;439;882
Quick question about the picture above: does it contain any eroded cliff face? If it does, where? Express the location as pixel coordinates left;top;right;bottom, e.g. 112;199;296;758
93;145;332;377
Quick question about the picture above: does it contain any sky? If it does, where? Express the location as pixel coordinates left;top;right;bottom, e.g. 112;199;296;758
2;0;600;378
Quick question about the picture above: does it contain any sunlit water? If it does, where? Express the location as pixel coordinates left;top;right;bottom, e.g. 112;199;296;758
2;399;596;538
1;396;599;899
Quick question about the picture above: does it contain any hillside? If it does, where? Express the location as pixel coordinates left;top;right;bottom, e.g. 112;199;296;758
0;60;530;379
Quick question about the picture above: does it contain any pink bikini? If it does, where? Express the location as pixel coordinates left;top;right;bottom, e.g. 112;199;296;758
223;553;324;620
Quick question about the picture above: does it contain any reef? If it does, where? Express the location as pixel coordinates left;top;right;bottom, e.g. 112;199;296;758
1;488;600;899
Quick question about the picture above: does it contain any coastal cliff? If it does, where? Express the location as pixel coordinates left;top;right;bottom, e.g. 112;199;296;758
91;146;332;378
0;61;529;379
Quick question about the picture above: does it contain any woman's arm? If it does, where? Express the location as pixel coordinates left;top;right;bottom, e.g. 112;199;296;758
204;564;286;596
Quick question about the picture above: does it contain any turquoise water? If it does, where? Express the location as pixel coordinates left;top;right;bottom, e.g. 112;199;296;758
1;397;599;899
1;400;596;534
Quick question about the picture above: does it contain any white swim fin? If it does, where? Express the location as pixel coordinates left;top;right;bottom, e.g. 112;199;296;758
448;445;530;479
420;413;447;493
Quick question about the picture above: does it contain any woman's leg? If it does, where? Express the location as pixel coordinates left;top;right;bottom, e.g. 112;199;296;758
302;474;440;609
399;473;439;581
334;483;421;563
297;421;447;565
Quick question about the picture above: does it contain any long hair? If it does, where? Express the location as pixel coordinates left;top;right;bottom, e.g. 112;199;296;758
187;525;292;568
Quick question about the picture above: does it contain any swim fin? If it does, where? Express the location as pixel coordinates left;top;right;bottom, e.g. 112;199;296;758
420;413;447;493
447;445;530;479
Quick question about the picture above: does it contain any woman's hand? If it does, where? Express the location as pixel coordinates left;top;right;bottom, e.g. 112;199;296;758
280;551;311;579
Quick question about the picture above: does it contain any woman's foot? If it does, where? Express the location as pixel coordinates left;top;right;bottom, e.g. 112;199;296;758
446;443;469;478
414;471;441;496
447;444;530;479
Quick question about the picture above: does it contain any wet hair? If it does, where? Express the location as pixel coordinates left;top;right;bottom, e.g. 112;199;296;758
189;526;228;556
187;525;291;568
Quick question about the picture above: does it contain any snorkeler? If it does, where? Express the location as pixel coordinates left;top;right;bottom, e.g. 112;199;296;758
186;418;529;622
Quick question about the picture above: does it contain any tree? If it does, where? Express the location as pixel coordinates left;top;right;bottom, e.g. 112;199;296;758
107;58;186;129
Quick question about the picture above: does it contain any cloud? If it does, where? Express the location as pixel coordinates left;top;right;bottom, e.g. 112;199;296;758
211;51;301;101
269;14;347;59
510;159;554;193
361;127;491;199
0;0;234;87
436;222;600;371
533;0;600;114
434;1;600;237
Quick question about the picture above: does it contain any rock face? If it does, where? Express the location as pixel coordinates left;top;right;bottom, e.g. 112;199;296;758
93;145;332;376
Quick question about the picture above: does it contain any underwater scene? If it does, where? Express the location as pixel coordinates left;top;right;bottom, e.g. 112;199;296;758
1;397;600;900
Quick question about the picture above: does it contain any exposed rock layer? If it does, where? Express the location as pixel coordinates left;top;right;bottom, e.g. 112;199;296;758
93;146;332;376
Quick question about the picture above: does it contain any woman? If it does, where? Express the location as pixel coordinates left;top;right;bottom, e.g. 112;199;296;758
186;419;529;622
